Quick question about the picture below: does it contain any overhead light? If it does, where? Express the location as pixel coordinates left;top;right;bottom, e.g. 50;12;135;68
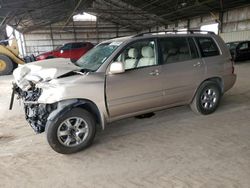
178;0;188;8
73;12;97;22
181;2;187;7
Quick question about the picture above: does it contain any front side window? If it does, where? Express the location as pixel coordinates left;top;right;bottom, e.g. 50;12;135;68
114;40;157;70
159;37;195;64
195;37;220;57
75;42;120;71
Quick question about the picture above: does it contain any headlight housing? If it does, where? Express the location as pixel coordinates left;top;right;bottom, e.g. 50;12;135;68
37;85;65;104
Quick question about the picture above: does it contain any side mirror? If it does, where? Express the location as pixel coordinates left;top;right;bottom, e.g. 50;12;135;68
109;62;125;74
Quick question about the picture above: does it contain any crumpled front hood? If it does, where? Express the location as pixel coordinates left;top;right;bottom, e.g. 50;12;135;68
13;58;81;91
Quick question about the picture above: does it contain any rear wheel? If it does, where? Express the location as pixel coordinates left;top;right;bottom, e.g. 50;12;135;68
46;108;96;154
190;81;221;115
0;55;14;75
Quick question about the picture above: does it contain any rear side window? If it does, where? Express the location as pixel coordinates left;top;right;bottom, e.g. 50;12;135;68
195;37;220;57
159;37;197;64
238;42;248;50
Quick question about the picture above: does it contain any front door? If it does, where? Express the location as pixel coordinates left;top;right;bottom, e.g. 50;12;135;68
106;39;163;118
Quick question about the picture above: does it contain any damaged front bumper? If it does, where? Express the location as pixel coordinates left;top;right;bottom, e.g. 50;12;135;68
11;83;57;133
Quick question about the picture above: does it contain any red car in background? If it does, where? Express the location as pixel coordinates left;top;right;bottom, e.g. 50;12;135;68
36;42;94;61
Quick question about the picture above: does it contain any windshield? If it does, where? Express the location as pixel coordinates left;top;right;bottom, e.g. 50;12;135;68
55;45;63;50
75;42;121;71
227;42;239;50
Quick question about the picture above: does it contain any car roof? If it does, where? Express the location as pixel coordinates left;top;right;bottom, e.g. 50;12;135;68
102;36;133;43
64;42;91;45
101;30;216;45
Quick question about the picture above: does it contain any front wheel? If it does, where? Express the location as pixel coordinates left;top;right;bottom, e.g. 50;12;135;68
46;108;96;154
190;81;221;115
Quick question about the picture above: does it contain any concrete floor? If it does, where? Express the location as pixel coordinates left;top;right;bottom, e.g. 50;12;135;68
0;62;250;188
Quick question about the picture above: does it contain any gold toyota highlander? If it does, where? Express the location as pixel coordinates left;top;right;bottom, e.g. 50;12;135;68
11;30;236;154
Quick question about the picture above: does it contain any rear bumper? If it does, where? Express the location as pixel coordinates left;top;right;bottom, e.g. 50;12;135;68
224;74;236;92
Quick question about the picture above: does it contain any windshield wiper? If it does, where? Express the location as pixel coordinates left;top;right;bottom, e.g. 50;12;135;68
80;68;93;72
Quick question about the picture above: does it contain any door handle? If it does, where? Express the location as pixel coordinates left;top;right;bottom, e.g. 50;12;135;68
149;69;160;76
193;62;201;67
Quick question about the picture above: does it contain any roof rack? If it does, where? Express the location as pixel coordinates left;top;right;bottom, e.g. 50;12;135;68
133;29;215;37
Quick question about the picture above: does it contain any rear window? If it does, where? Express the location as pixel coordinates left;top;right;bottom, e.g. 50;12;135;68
71;43;86;49
195;37;220;57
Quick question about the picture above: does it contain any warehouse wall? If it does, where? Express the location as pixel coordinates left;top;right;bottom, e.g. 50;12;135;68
220;6;250;42
24;19;137;56
24;5;250;55
145;14;219;32
147;5;250;43
220;30;250;42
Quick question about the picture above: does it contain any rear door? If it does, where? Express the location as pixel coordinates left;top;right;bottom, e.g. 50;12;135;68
106;39;164;118
195;36;225;80
159;37;205;105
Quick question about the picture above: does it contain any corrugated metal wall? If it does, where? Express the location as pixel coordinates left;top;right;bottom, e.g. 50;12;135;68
148;6;250;43
220;6;250;42
24;5;250;55
220;30;250;42
24;19;137;56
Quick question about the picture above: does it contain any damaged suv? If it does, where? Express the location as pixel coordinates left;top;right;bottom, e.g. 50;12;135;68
12;30;236;154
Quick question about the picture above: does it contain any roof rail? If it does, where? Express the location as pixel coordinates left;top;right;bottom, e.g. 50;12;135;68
133;29;215;37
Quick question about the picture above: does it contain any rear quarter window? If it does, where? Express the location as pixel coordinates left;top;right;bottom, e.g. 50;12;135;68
195;37;220;57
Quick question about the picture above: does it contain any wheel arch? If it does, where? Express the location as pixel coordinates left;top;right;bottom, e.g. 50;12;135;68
47;99;106;131
191;76;224;103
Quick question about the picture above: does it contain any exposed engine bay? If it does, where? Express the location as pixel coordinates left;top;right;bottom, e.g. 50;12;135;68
13;84;57;133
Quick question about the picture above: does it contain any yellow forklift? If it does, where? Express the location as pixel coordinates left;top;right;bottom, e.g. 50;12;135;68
0;38;25;75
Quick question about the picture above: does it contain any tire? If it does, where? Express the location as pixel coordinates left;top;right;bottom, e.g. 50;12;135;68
0;55;14;75
46;108;96;154
190;81;221;115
